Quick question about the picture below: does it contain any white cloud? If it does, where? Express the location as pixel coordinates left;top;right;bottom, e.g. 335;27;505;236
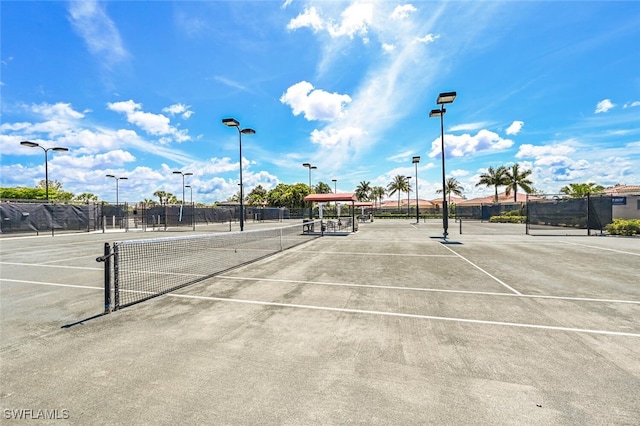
327;3;373;38
450;169;470;178
107;100;191;143
30;102;85;121
280;81;352;121
505;120;524;135
162;103;194;120
516;143;575;158
386;150;414;163
429;130;514;158
287;3;373;39
415;34;440;44
595;99;615;113
623;101;640;109
287;6;324;32
450;122;491;132
310;126;365;148
382;43;395;53
67;0;129;70
390;4;417;20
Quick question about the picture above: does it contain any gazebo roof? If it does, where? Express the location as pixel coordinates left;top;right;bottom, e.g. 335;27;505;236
304;193;357;202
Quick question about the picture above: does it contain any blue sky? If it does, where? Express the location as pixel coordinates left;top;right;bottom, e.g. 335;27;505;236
1;0;639;204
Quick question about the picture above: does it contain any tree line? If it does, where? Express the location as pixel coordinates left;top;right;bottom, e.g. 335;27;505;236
0;167;611;208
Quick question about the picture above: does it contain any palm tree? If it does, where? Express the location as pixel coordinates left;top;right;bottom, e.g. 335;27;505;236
355;181;372;201
476;166;508;203
153;190;169;205
74;193;99;203
504;164;534;202
371;186;386;209
387;175;410;212
560;182;605;198
436;177;465;206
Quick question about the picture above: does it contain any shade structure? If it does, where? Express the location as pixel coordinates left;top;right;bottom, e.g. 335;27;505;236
303;193;357;202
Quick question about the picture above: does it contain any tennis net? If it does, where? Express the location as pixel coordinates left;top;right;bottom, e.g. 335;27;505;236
100;220;323;311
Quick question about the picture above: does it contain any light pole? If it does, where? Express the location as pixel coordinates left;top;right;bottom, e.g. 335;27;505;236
222;118;255;231
429;91;456;239
20;141;69;201
332;179;337;216
185;184;194;230
185;185;193;205
172;170;193;205
406;176;412;218
412;156;420;223
303;163;317;219
105;174;128;206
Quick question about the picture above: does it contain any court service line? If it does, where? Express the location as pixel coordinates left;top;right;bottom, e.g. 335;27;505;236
0;262;102;271
169;293;640;338
562;241;640;257
298;250;455;258
0;278;103;290
438;244;522;295
217;275;640;305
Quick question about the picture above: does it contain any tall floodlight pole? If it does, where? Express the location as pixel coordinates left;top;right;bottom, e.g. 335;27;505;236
185;185;193;205
412;156;420;223
406;176;412;218
20;141;69;202
332;178;337;215
303;163;317;219
429;91;456;239
105;174;128;206
185;184;194;230
222;118;255;231
172;171;193;204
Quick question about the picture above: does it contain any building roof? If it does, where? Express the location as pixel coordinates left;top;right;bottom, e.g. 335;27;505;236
380;198;435;207
604;184;640;195
304;193;357;202
459;191;539;204
430;196;466;206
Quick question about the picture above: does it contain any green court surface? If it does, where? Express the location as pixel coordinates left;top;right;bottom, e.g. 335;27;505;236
1;219;638;424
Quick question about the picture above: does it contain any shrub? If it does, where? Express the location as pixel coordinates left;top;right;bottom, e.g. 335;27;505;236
489;215;526;224
606;219;640;236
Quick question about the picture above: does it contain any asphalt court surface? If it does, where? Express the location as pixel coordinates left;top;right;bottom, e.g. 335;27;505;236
1;219;639;424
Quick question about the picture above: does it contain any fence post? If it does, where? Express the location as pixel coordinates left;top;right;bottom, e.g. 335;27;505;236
99;243;112;313
525;194;529;235
587;193;591;236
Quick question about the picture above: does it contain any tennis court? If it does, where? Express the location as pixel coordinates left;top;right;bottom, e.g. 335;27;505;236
1;219;638;424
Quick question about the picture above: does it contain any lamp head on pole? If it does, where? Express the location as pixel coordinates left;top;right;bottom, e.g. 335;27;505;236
20;140;39;148
106;174;115;179
429;109;445;118
302;163;311;168
240;128;255;135
222;118;240;127
52;147;69;152
436;91;457;105
412;156;420;164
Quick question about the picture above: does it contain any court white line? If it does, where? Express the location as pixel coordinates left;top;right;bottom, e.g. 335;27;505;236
562;241;640;256
217;275;640;305
169;293;640;338
0;262;102;271
297;251;455;257
0;278;102;290
438;244;522;295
